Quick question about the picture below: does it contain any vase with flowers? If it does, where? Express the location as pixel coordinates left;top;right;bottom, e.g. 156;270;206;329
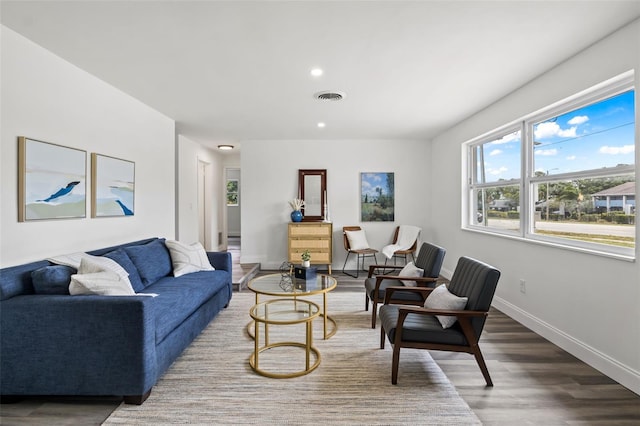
301;250;311;267
289;198;305;222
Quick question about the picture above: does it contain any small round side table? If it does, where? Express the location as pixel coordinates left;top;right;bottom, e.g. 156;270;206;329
249;298;321;379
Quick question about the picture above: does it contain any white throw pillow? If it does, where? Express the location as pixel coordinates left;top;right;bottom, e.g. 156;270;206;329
69;258;136;296
47;252;87;269
165;240;215;277
423;283;468;328
345;230;371;251
398;261;424;286
84;254;130;282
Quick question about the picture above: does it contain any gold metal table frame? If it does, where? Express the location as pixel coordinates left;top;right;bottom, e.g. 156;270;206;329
247;273;338;340
249;298;321;378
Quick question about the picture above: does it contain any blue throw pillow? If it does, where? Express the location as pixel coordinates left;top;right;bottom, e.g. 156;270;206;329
124;239;172;287
31;265;76;295
103;248;145;292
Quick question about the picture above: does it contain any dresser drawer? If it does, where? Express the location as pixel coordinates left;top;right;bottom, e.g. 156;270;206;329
289;251;331;264
289;223;331;238
290;239;331;250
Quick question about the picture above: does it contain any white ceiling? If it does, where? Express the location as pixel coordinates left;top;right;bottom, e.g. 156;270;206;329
2;1;640;151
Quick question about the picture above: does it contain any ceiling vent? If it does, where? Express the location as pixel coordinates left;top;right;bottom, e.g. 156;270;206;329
314;91;346;101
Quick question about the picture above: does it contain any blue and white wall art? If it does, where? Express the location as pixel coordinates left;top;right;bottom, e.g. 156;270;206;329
18;137;87;221
91;153;135;217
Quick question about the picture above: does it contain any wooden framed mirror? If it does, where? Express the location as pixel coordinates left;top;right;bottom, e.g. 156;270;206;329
298;169;327;222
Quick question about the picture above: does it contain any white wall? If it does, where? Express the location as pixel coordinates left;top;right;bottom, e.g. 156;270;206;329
0;26;176;266
176;135;224;250
241;139;431;269
430;20;640;394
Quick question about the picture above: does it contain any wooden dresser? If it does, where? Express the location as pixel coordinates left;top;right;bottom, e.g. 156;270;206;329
288;222;333;274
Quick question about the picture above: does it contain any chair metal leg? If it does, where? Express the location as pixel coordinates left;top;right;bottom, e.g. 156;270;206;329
370;254;378;273
342;252;358;278
365;293;369;311
354;253;364;278
380;325;386;349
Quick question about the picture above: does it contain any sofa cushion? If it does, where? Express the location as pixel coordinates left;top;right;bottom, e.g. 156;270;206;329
103;248;145;292
165;240;214;277
69;258;136;296
146;270;231;343
31;265;76;295
124;239;172;287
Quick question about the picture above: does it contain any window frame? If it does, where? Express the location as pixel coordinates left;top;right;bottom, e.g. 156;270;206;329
463;72;636;260
226;178;239;207
467;125;523;237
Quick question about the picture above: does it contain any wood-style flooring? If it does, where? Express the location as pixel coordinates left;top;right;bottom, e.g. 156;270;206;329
1;258;639;425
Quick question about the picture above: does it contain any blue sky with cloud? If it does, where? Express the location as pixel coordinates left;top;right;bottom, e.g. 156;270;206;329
482;89;635;181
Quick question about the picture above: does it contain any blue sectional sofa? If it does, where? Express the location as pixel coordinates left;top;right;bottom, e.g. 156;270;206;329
0;237;232;404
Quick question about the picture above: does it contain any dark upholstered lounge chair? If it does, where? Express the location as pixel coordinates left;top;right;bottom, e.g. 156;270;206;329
379;256;501;386
364;242;446;328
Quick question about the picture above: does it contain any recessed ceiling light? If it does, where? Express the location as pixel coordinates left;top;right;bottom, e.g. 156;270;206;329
217;145;234;150
310;68;323;77
317;122;326;128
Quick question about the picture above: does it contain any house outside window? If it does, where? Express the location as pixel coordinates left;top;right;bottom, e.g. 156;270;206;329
465;72;635;259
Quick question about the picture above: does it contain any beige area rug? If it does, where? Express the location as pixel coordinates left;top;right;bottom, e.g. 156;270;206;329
103;292;481;425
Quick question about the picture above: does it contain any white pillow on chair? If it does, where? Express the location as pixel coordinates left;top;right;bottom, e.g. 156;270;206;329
424;284;468;328
345;230;371;251
398;261;424;286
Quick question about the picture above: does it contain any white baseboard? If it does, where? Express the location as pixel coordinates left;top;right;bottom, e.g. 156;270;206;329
492;296;640;396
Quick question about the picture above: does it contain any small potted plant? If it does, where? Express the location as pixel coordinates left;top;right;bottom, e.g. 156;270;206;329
301;250;311;268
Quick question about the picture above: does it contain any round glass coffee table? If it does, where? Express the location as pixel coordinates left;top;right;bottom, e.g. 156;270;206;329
248;273;338;339
249;298;321;378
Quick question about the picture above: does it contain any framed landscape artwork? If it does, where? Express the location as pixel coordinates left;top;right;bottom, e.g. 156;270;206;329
18;137;87;221
91;153;135;217
361;172;395;222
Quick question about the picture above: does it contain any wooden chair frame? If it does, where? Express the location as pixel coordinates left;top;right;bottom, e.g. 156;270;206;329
380;285;494;386
365;264;438;328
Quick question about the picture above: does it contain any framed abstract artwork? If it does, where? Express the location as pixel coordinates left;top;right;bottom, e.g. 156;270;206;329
18;137;87;221
361;172;395;222
91;153;135;217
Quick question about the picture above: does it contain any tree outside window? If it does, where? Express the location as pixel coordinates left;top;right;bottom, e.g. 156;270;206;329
226;179;238;206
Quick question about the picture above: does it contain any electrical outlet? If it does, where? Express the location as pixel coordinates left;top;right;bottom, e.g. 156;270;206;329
520;279;526;294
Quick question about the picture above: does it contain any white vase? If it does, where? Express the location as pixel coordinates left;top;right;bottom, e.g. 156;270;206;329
302;260;310;268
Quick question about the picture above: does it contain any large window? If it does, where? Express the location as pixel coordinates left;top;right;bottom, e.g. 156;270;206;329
470;129;522;233
465;73;635;259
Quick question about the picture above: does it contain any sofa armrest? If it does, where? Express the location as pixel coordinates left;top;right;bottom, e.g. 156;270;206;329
1;294;157;397
207;251;232;273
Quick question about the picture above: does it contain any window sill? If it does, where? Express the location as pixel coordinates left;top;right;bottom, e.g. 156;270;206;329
462;226;636;263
